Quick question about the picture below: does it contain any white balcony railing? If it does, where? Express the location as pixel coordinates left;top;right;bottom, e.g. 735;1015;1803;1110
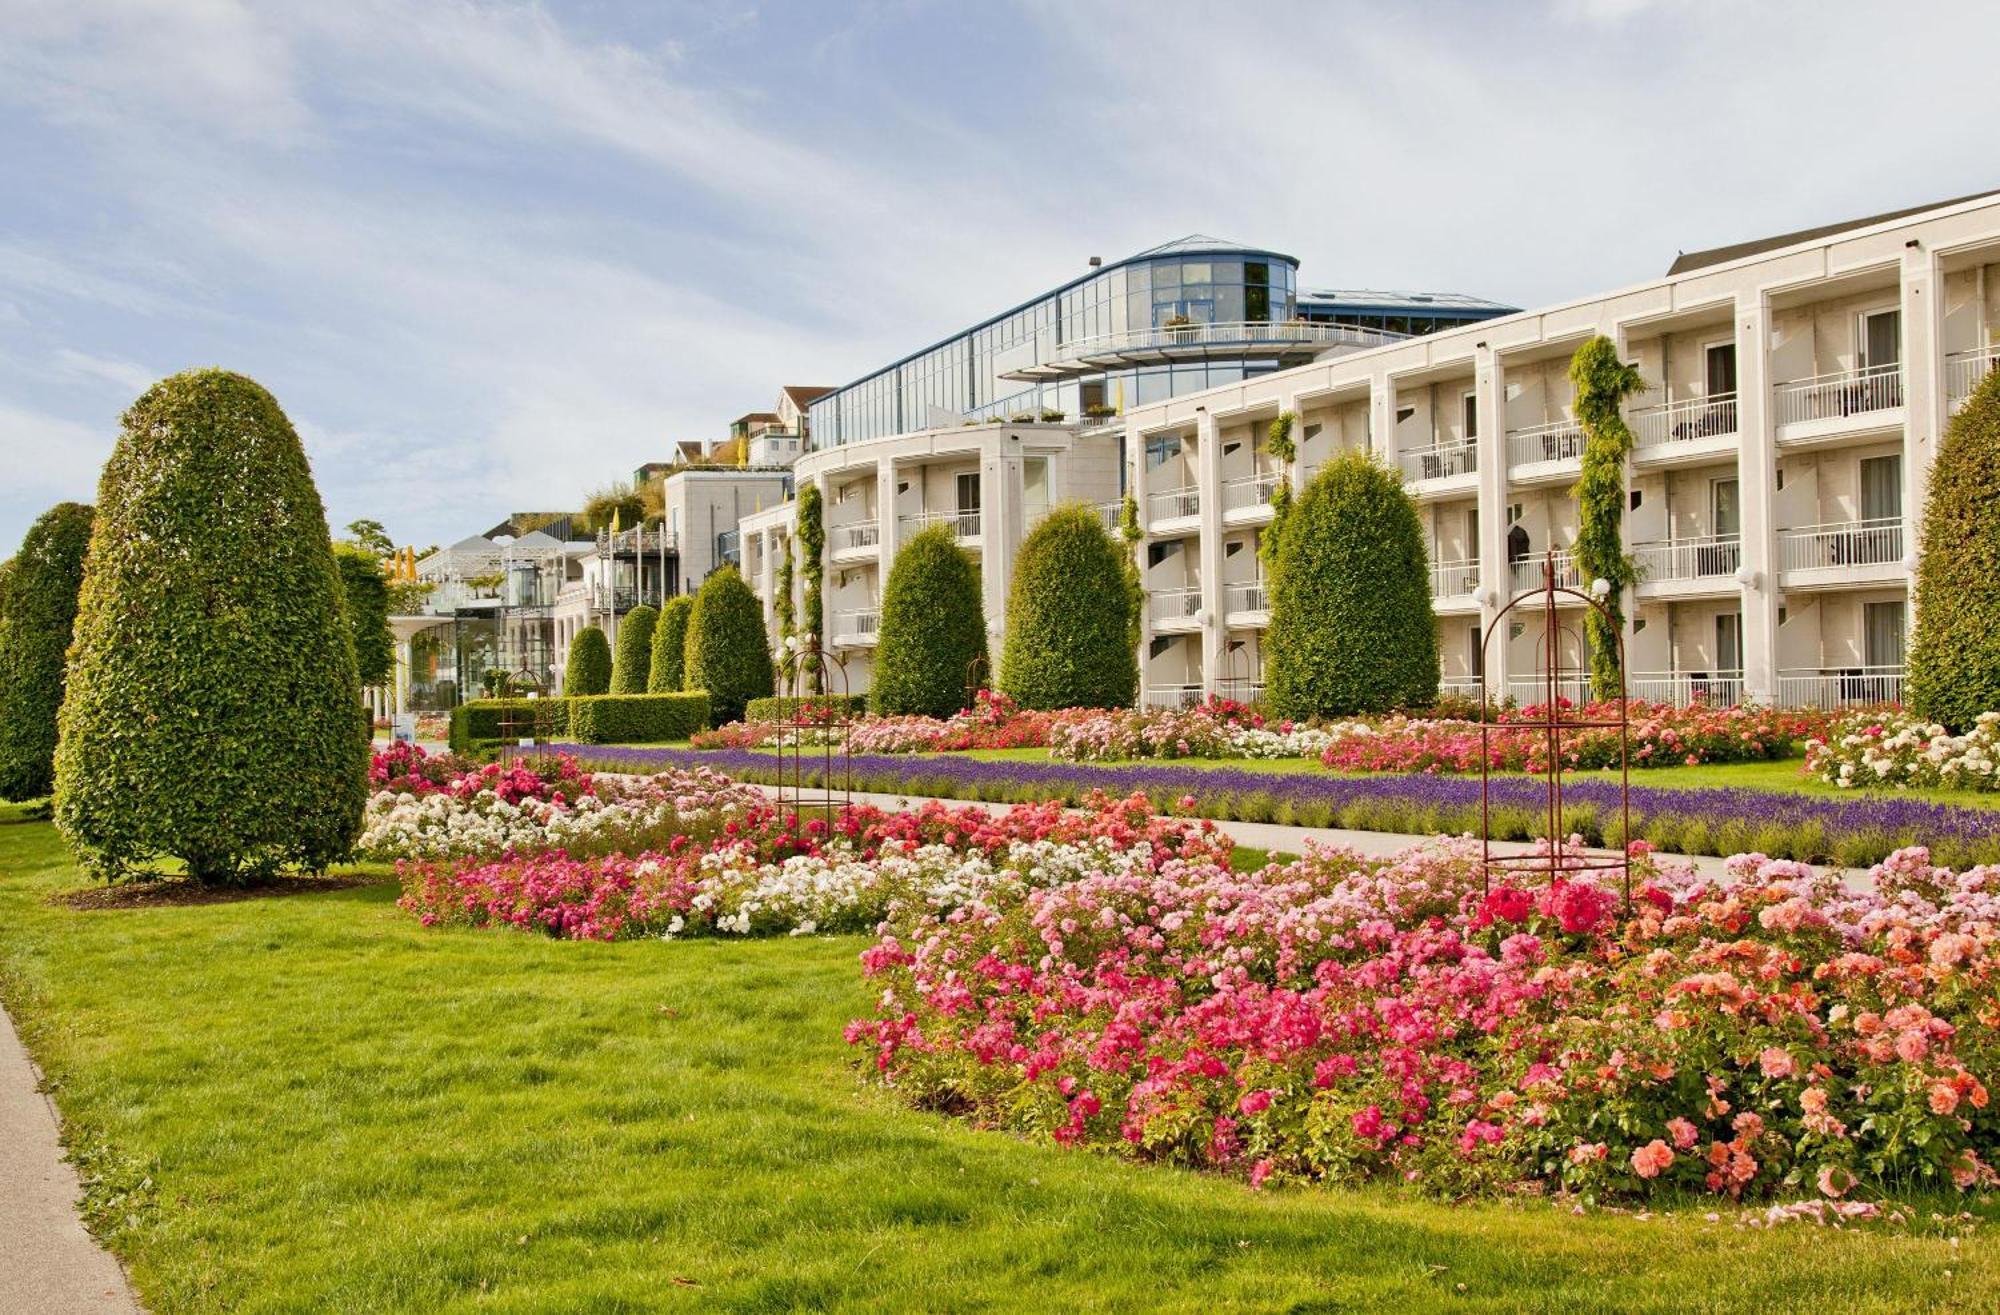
834;523;881;552
833;608;879;644
1142;683;1205;710
1506;418;1586;468
1773;364;1904;428
1397;440;1478;483
1222;471;1281;513
1148;485;1200;522
1149;585;1203;625
1438;676;1484;698
1630;393;1738;448
900;509;981;541
1776;667;1906;709
1012;320;1391;379
1095;500;1126;533
1509;551;1581;594
1225;579;1269;614
1778;520;1903;573
1507;674;1595;707
1946;344;2000;413
1632;534;1741;584
1429;558;1480;598
1628;671;1746;707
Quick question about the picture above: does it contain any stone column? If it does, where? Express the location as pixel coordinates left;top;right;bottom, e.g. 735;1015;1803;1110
1902;245;1943;628
1194;408;1225;698
1473;344;1510;700
1735;293;1781;705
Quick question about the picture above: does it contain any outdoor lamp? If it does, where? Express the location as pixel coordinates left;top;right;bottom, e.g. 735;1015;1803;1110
1590;577;1612;598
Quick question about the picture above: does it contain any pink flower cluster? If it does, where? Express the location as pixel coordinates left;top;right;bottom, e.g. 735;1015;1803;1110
369;742;592;803
848;838;2000;1202
691;689;1096;754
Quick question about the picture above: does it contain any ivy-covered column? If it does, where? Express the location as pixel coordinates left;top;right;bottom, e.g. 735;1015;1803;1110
1569;335;1645;700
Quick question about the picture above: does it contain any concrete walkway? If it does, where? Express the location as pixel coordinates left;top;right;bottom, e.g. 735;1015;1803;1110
0;1006;143;1314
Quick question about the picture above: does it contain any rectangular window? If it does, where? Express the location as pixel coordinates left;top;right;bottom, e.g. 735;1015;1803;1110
1865;599;1906;670
1860;455;1902;523
1715;612;1744;673
956;471;982;513
1468;624;1484;678
1862;309;1901;369
1705;341;1738;395
1711;477;1741;538
1461;391;1478;438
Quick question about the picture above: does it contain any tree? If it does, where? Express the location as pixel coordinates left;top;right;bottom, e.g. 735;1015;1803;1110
684;565;774;724
344;518;394;558
872;525;987;717
1908;367;2000;729
332;543;394;687
54;371;367;882
1570;336;1647;700
579;481;646;533
563;625;612;695
0;502;94;801
610;604;658;694
796;483;825;688
1265;451;1436;718
649;594;694;692
999;505;1136;710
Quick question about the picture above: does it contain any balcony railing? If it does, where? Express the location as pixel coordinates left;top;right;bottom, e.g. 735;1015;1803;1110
1149;585;1202;625
1774;363;1903;428
900;509;981;541
1148;485;1200;522
1429;558;1479;598
1778;519;1903;573
1506;418;1586;468
1142;683;1205;710
1628;671;1745;707
597;526;678;555
1225;579;1269;614
1630;393;1738;448
1507;674;1595;707
1222;471;1280;513
1946;344;2000;413
1776;666;1905;709
1438;676;1484;698
1003;320;1392;381
1508;550;1581;594
834;608;879;644
1633;534;1741;584
1397;440;1478;483
1095;500;1126;532
834;523;881;552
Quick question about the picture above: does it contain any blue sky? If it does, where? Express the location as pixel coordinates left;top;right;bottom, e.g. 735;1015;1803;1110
3;0;1996;552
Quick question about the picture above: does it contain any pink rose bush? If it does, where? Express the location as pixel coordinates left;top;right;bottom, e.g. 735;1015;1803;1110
1049;702;1337;763
847;838;2000;1202
1806;710;2000;792
691;690;1079;753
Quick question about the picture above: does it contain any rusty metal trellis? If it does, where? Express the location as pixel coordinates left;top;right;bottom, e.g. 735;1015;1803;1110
775;635;854;834
497;669;555;765
1476;549;1632;906
963;654;990;712
1217;638;1254;706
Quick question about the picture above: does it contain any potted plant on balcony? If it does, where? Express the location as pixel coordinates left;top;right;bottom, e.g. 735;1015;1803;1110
1164;313;1195;343
1038;408;1065;423
1083;403;1118;420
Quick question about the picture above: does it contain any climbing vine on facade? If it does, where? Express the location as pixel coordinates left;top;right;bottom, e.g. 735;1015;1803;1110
1568;336;1646;699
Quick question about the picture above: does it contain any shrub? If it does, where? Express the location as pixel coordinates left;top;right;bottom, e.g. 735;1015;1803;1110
53;370;367;882
742;694;868;723
332;543;393;687
0;502;93;801
568;692;711;744
649;595;694;692
610;604;658;695
1908;366;2000;730
685;565;774;725
871;525;987;718
1267;451;1436;718
563;625;612;695
999;505;1136;710
1570;336;1646;699
448;698;571;754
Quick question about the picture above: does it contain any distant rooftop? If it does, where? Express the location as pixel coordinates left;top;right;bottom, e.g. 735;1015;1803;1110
1668;187;2000;275
1127;233;1296;262
1300;288;1517;312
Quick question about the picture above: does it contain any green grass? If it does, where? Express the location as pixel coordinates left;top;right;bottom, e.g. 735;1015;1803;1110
5;810;1980;1312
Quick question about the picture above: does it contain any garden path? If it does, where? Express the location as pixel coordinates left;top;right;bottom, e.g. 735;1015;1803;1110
0;1005;143;1314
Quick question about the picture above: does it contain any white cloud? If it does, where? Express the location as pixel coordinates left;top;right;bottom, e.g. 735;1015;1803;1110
51;348;154;394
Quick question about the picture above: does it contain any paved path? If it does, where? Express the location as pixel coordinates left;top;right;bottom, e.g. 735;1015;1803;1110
0;1006;143;1314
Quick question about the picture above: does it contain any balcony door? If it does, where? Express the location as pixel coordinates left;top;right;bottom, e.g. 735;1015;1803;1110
1705;341;1737;396
1860;455;1902;524
1864;599;1906;671
1710;477;1741;538
1861;309;1901;370
1715;612;1744;674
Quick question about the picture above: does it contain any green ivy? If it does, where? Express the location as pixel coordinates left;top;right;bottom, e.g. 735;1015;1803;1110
872;525;987;717
796;483;825;693
1908;366;2000;729
649;595;694;693
0;502;93;801
1568;336;1646;699
563;625;612;696
1118;493;1144;653
774;534;796;645
332;543;394;688
610;604;657;695
999;505;1136;710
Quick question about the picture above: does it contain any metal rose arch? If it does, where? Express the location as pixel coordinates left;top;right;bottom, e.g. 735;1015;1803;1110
774;633;855;832
1476;548;1633;907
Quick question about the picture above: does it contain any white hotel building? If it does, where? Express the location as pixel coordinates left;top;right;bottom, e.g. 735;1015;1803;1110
742;194;2000;710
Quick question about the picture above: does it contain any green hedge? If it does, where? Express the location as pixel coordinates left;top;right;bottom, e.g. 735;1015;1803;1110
563;625;612;696
649;595;694;692
999;504;1136;710
685;565;774;725
1909;365;2000;730
743;694;867;723
872;525;987;717
448;698;572;753
611;604;658;695
568;692;711;744
333;543;393;687
0;501;93;801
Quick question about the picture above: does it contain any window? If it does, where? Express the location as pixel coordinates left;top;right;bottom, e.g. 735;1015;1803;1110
1860;455;1902;523
1711;478;1741;538
1865;599;1906;670
1861;309;1901;370
1468;624;1484;678
1466;508;1480;553
956;471;982;513
1716;612;1744;673
1705;341;1738;395
1461;392;1478;438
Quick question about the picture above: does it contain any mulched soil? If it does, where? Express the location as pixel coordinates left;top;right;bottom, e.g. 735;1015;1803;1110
52;873;387;911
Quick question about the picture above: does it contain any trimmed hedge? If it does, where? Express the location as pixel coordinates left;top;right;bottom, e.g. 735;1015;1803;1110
684;565;774;725
1267;451;1436;719
54;370;368;882
743;694;868;723
999;504;1137;710
611;604;658;694
0;501;93;801
568;692;711;744
448;698;571;754
650;594;694;692
1909;365;2000;731
563;625;612;696
872;525;987;717
333;543;394;687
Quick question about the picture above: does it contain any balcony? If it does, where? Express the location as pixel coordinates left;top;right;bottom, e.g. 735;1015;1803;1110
900;509;981;542
1632;534;1741;588
716;529;742;569
1508;550;1581;595
1397;440;1477;485
1222;471;1280;515
1946;344;2000;413
1630;393;1738;455
1628;670;1745;707
1778;519;1903;578
1776;666;1905;709
1224;579;1269;616
1438;676;1485;699
1429;557;1479;599
833;608;879;646
1094;500;1125;533
833;523;881;554
1148;485;1200;524
1149;584;1203;629
1773;364;1903;437
1142;683;1205;710
999;320;1391;382
1507;674;1595;707
1506;418;1585;471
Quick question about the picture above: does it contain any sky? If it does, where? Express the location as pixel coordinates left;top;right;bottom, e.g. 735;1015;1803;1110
2;0;1997;553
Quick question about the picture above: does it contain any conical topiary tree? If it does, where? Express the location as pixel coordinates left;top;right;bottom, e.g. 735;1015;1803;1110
1908;366;2000;730
563;625;612;695
0;502;94;801
610;604;658;694
54;371;367;882
684;565;774;724
872;525;987;717
999;504;1136;710
649;594;694;692
332;543;393;688
1570;335;1646;700
1266;451;1436;719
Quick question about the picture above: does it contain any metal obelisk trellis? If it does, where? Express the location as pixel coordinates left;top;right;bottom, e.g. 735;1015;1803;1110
963;654;990;712
1476;548;1632;906
775;635;854;833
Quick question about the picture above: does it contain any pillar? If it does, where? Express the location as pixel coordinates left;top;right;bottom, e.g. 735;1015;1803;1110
1735;293;1781;704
